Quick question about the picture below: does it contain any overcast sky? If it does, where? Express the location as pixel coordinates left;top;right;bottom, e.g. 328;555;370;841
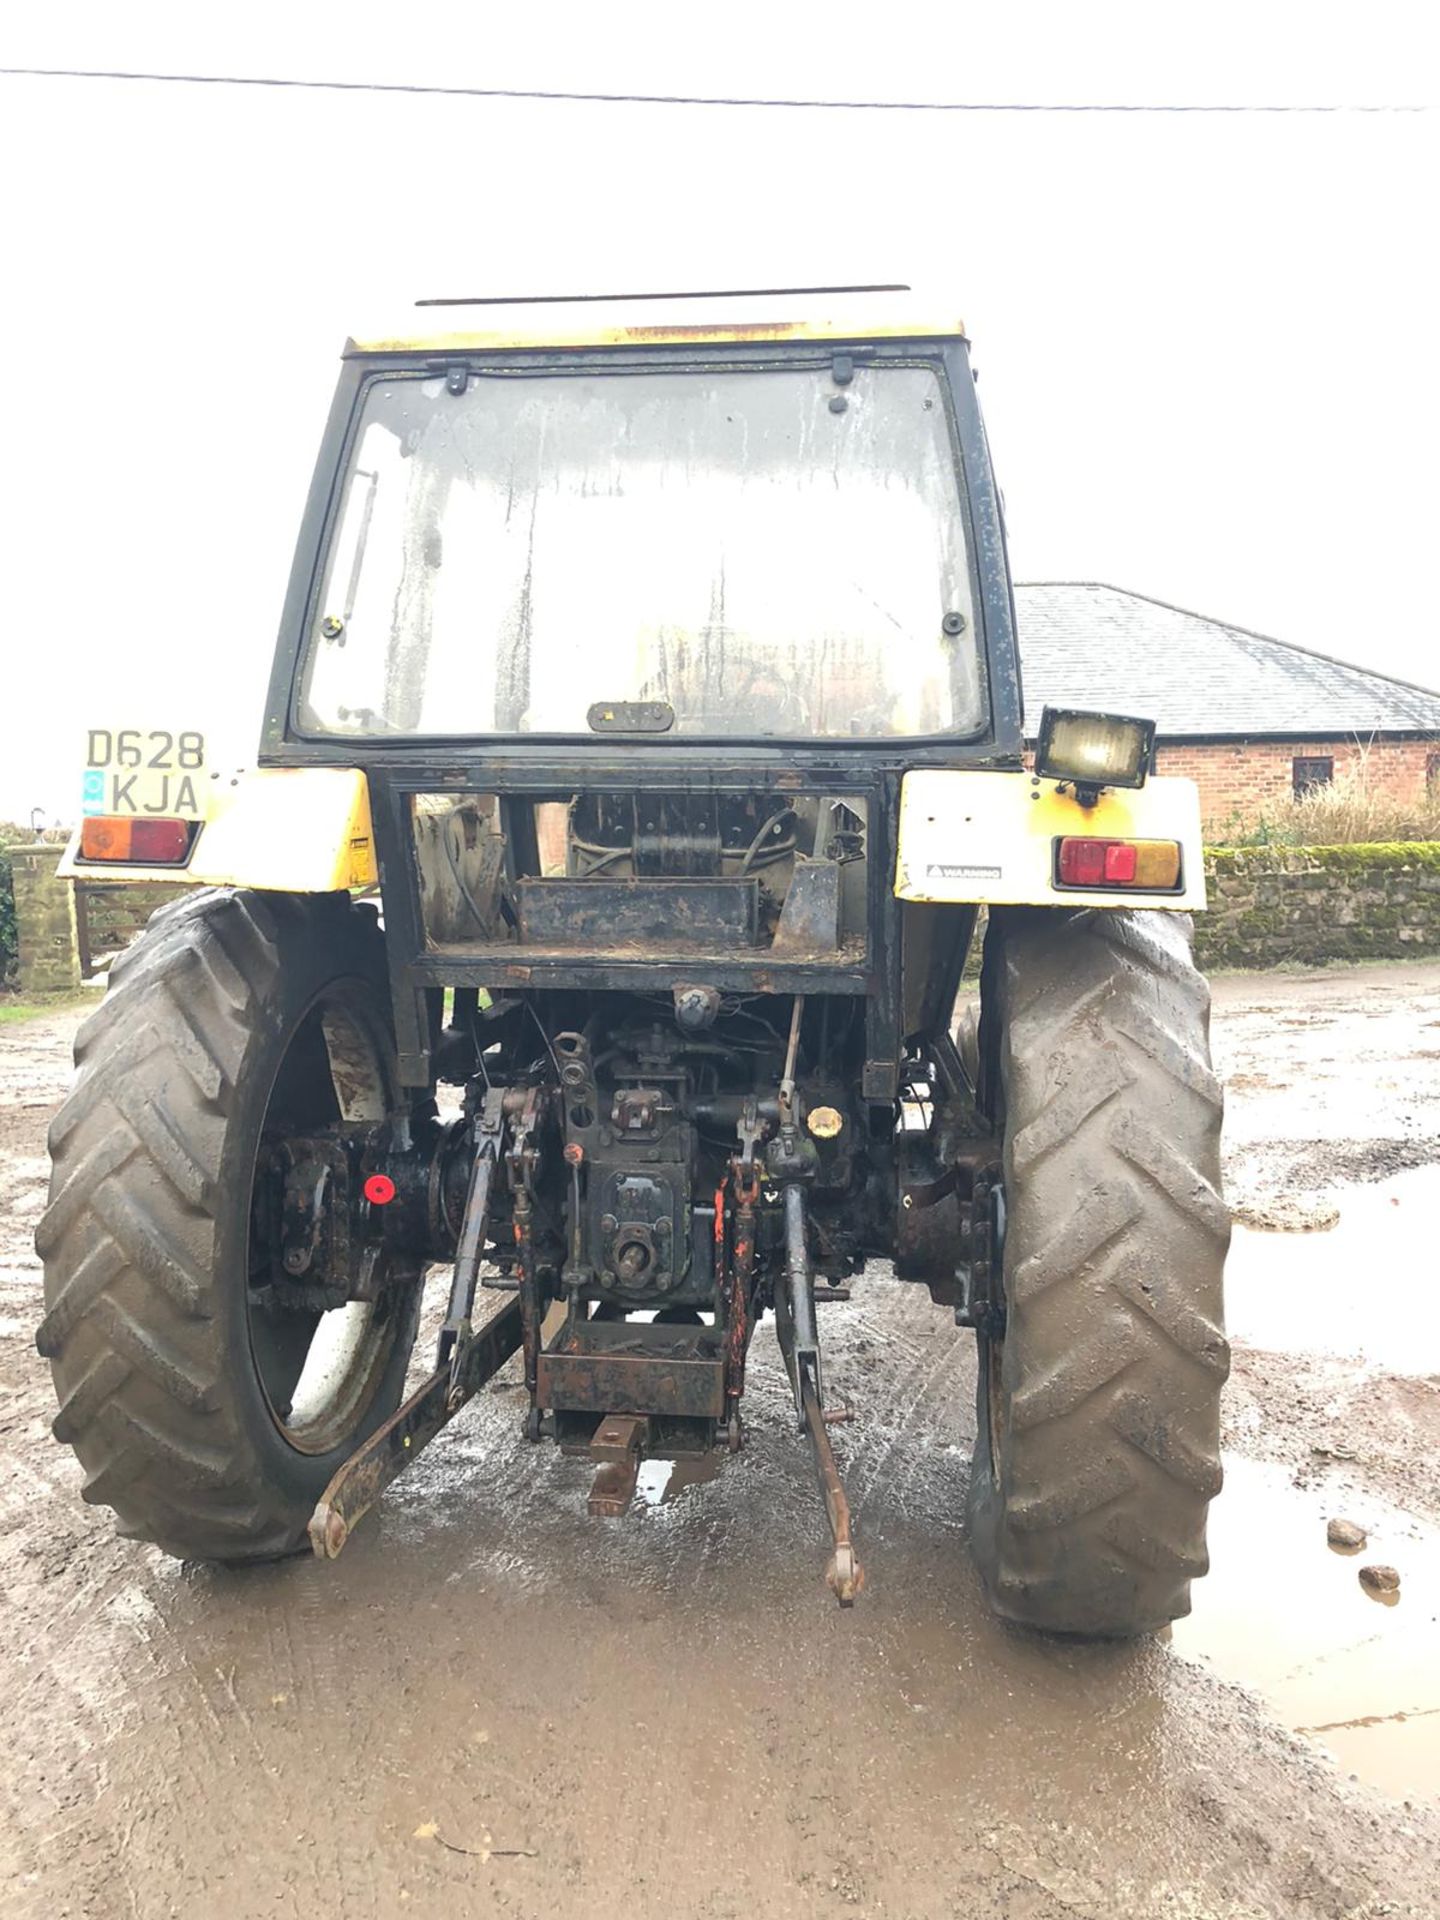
2;1;1436;822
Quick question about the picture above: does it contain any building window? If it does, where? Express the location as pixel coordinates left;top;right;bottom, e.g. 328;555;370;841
1427;752;1440;795
1293;755;1334;797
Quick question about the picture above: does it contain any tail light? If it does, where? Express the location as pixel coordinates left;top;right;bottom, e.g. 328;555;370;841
80;817;196;865
1056;837;1181;890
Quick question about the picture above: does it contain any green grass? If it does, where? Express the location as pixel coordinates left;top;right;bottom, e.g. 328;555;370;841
0;987;103;1027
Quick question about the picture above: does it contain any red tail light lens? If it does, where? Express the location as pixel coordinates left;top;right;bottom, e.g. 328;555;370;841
80;817;195;865
131;820;193;863
1056;837;1181;890
1058;837;1107;886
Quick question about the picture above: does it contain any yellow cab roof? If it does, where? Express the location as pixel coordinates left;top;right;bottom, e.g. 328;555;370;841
346;287;967;356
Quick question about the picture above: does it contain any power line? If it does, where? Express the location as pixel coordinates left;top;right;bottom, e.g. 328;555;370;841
416;284;909;307
0;64;1431;113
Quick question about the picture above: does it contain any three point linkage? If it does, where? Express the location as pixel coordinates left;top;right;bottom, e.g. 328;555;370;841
308;997;863;1606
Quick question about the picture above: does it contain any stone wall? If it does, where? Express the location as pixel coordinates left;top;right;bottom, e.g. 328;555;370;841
1195;844;1440;969
8;845;81;993
6;843;1435;991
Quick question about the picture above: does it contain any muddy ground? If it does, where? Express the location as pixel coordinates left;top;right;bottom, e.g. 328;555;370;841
2;960;1438;1919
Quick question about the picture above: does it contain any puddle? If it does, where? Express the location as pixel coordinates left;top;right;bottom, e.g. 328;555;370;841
1174;1456;1440;1804
1224;1165;1440;1374
635;1454;724;1508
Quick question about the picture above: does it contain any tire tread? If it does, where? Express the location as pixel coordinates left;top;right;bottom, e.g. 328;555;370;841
968;906;1230;1635
36;887;408;1563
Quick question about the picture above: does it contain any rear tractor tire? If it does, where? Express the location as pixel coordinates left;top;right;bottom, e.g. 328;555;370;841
36;888;423;1563
967;907;1230;1636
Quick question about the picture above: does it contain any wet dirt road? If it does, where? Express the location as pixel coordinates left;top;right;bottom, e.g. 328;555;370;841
3;963;1440;1919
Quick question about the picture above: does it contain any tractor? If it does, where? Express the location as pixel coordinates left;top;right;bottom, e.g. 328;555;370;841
38;289;1228;1633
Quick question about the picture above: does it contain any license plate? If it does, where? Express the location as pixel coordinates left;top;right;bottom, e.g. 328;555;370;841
82;728;208;818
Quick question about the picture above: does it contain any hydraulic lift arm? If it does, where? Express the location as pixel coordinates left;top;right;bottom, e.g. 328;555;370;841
308;1088;519;1558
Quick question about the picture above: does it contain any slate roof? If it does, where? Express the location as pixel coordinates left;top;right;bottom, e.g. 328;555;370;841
1013;583;1440;741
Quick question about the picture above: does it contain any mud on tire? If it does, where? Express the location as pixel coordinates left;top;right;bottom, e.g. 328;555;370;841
36;888;422;1563
968;907;1230;1636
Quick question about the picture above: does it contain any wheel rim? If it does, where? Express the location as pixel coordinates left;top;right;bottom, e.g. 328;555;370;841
246;982;411;1455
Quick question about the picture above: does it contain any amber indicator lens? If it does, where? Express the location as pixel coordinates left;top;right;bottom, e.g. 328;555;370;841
80;817;195;864
1056;837;1181;889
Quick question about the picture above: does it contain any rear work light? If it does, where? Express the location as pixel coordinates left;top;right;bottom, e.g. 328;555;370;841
1035;707;1156;794
1056;836;1181;890
80;817;196;865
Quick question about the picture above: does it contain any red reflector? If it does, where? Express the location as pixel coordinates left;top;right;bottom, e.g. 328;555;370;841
131;819;192;863
363;1173;397;1207
80;816;192;864
1104;842;1138;884
1057;838;1108;886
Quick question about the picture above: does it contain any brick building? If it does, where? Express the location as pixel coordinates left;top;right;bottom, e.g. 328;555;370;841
1014;582;1440;833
